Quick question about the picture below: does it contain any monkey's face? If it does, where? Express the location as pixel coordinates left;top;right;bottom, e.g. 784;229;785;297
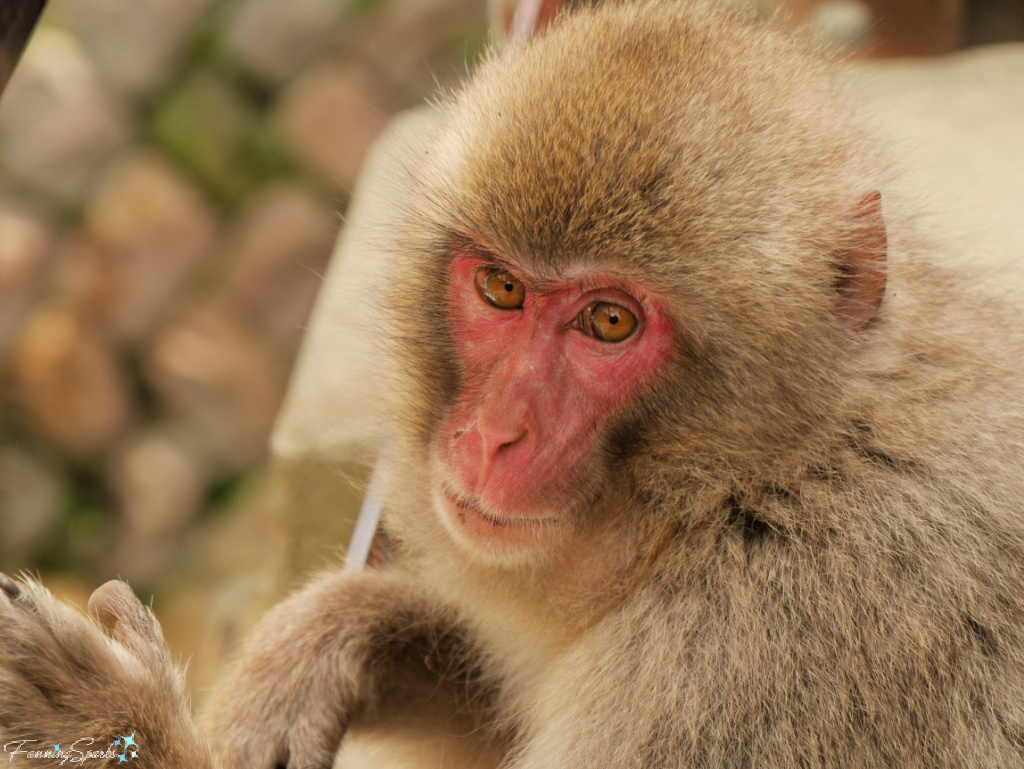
385;2;887;566
430;248;675;555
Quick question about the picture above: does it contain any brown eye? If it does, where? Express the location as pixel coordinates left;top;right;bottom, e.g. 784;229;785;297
476;267;526;310
581;302;638;343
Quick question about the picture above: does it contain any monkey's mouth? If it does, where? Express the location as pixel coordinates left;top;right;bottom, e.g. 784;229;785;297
445;489;556;527
438;486;559;550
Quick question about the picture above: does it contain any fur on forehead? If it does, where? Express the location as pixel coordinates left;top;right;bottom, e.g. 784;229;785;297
417;0;880;295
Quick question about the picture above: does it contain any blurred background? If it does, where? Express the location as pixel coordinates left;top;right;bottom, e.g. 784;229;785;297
0;0;488;698
0;0;1021;702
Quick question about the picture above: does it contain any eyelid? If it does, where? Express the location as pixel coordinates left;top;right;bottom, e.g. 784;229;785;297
577;290;644;320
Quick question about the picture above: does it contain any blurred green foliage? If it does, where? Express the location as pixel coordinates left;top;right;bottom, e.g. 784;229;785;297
145;70;293;209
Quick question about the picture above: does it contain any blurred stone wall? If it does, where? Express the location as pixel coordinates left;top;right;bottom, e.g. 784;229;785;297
0;0;486;597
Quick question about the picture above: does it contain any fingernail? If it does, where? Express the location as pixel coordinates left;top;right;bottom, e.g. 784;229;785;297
0;574;20;600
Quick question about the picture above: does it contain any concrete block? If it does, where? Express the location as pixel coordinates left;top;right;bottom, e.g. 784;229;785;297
270;107;441;582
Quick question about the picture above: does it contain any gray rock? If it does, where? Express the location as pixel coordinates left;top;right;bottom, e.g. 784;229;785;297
0;204;52;355
50;0;217;97
273;61;392;192
144;301;288;473
0;446;64;569
5;305;134;459
106;432;206;584
224;0;349;84
0;28;133;202
109;432;206;541
354;0;487;101
223;183;340;344
64;150;218;342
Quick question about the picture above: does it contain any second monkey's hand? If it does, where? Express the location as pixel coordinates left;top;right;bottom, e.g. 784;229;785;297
0;575;213;769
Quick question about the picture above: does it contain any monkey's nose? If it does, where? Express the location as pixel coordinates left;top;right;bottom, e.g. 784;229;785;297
475;427;528;490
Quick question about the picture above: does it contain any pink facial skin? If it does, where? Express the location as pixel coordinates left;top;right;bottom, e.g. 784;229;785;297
437;250;676;554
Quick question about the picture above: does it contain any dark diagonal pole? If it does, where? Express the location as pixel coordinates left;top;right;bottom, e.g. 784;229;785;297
0;0;48;100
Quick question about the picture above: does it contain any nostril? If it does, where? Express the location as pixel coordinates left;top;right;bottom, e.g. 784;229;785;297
497;429;528;453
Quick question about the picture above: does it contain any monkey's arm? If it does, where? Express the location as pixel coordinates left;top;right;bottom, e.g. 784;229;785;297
201;569;478;769
0;575;212;768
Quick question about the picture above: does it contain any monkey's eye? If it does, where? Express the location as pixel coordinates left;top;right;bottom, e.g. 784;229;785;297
580;302;638;343
476;267;526;310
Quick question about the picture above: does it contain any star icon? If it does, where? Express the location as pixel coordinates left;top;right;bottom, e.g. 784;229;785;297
124;732;137;749
53;745;60;752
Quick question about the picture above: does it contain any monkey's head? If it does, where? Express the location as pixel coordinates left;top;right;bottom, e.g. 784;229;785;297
385;1;887;564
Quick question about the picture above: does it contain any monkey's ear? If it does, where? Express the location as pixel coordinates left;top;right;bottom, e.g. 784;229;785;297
836;191;887;332
507;0;563;47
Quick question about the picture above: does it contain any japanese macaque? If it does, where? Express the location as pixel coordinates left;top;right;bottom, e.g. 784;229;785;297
4;2;1024;768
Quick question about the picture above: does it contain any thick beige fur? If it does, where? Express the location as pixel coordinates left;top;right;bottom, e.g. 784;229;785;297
3;3;1024;768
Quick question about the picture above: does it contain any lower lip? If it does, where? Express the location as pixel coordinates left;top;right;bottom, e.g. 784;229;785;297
438;490;557;550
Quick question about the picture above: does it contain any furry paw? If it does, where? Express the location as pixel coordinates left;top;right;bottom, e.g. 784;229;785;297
201;572;384;769
204;622;354;769
0;575;210;767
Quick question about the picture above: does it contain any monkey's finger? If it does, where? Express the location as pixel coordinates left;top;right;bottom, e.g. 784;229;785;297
88;580;166;653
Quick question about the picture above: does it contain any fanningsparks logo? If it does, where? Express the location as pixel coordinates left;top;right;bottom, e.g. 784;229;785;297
4;732;139;764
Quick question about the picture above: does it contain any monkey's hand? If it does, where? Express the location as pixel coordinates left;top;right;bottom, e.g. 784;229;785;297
0;574;212;768
202;570;466;769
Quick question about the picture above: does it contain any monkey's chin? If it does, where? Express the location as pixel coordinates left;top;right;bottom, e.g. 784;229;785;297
436;487;560;555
